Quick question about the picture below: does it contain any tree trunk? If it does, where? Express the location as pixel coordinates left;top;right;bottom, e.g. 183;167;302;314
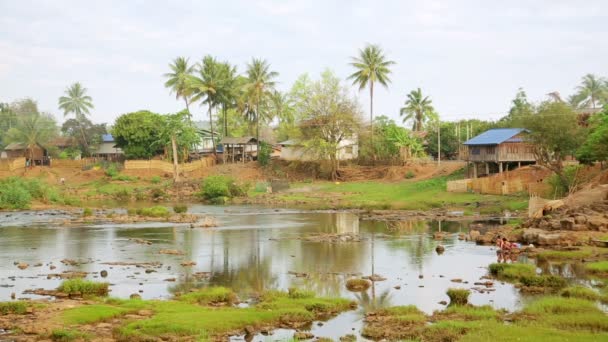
171;135;179;183
184;98;191;123
209;105;217;158
223;104;228;137
369;81;374;160
256;103;260;154
78;123;89;155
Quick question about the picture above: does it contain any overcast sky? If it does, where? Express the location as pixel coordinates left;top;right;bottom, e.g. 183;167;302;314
1;0;606;125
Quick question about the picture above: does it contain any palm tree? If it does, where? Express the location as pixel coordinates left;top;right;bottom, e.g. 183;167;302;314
7;112;57;165
243;58;278;148
215;62;238;137
188;55;223;156
348;44;395;143
163;57;195;116
570;74;608;109
58;82;94;149
400;88;435;131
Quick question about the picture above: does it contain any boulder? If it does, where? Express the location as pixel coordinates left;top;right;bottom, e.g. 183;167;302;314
538;233;564;246
587;216;607;230
469;230;481;241
560;218;575;230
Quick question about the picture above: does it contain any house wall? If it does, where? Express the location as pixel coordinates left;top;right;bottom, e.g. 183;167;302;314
93;142;123;155
280;143;358;161
193;138;215;153
466;142;535;162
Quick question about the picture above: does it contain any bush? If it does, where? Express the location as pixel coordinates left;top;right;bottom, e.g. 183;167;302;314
405;170;416;179
113;188;131;201
173;204;188;214
199;175;247;201
447;288;470;306
105;163;120;178
0;182;31;209
82;208;93;217
57;279;109;296
150;176;161;184
150;188;165;200
0;177;64;209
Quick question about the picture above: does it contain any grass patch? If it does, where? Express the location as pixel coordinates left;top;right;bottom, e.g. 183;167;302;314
434;305;500;321
535;247;595;261
459;321;608;342
559;286;601;301
178;287;237;306
50;328;90;341
523;296;599;315
57;279;109;297
61;304;132;324
446;288;471;306
132;206;170;218
362;305;427;340
519;275;567;289
585;261;608;275
173;204;188;214
0;301;27;315
488;263;536;280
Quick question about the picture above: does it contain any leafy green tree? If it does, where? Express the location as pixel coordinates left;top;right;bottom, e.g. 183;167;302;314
157;111;200;182
400;88;436;131
58;82;94;151
243;58;278;146
522;102;586;190
569;74;608;109
577;106;608;164
348;44;395;143
299;70;362;180
498;88;534;127
5;101;58;162
112;110;164;159
163;56;195;115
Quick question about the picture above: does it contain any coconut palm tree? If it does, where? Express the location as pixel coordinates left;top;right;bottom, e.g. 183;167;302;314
7;112;57;165
348;44;395;143
163;57;195;116
570;74;608;109
58;82;94;149
243;58;278;148
215;62;239;137
188;55;222;156
400;88;435;131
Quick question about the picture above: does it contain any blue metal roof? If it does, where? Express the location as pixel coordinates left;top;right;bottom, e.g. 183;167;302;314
463;128;527;145
101;134;114;142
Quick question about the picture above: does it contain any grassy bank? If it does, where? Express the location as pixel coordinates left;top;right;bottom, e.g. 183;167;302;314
251;175;528;213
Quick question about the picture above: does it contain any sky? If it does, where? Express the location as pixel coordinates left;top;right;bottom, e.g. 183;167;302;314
1;0;606;126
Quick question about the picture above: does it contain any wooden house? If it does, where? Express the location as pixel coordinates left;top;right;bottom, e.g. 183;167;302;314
278;138;358;161
91;134;124;161
462;128;536;178
220;136;258;163
2;142;48;165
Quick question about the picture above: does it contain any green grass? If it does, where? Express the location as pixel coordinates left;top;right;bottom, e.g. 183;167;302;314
559;286;601;301
523;297;599;315
535;247;595;261
50;328;90;341
519;275;567;289
0;301;27;315
459;322;608;342
273;176;528;212
488;263;536;280
57;279;109;296
133;206;170;218
178;287;237;305
436;305;500;321
585;261;608;275
446;288;471;306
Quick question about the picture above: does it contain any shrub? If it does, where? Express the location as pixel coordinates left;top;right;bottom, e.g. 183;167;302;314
111;174;136;182
57;279;109;296
82;208;93;217
288;288;315;299
113;188;131;201
50;329;89;341
0;177;64;209
447;288;470;306
150;176;161;184
0;182;31;209
254;181;269;193
199;175;247;201
405;170;416;179
150;188;165;200
173;204;188;214
105;163;120;178
0;301;27;315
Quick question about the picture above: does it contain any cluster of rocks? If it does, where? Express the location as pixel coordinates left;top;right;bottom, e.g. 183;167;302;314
272;233;363;243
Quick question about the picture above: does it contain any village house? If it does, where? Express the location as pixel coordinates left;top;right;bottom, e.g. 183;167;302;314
278;138;358;161
462;128;536;178
1;142;48;165
91;134;124;161
48;137;80;159
220;136;258;163
191;121;219;156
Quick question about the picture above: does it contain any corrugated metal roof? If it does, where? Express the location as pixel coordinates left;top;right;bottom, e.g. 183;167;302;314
463;128;527;145
3;142;26;150
220;136;257;144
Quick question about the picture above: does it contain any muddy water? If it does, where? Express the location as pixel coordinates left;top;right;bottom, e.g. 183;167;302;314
1;206;523;338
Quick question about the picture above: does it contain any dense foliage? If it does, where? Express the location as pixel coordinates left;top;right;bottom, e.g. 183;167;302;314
111;110;165;159
577;106;608;164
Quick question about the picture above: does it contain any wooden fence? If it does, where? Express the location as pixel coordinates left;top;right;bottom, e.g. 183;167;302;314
447;176;539;195
124;157;215;175
0;157;25;171
50;158;96;169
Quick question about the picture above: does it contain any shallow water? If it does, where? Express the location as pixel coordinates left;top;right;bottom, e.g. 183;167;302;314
1;206;527;339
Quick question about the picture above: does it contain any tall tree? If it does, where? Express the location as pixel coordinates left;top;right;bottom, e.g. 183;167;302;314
348;44;395;144
163;57;195;116
58;82;94;150
399;88;436;131
188;55;223;156
216;62;239;137
243;58;278;148
112;110;165;159
299;70;362;180
158;111;200;182
569;74;608;109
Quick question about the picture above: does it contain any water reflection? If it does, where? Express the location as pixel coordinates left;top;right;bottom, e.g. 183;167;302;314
0;207;524;313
